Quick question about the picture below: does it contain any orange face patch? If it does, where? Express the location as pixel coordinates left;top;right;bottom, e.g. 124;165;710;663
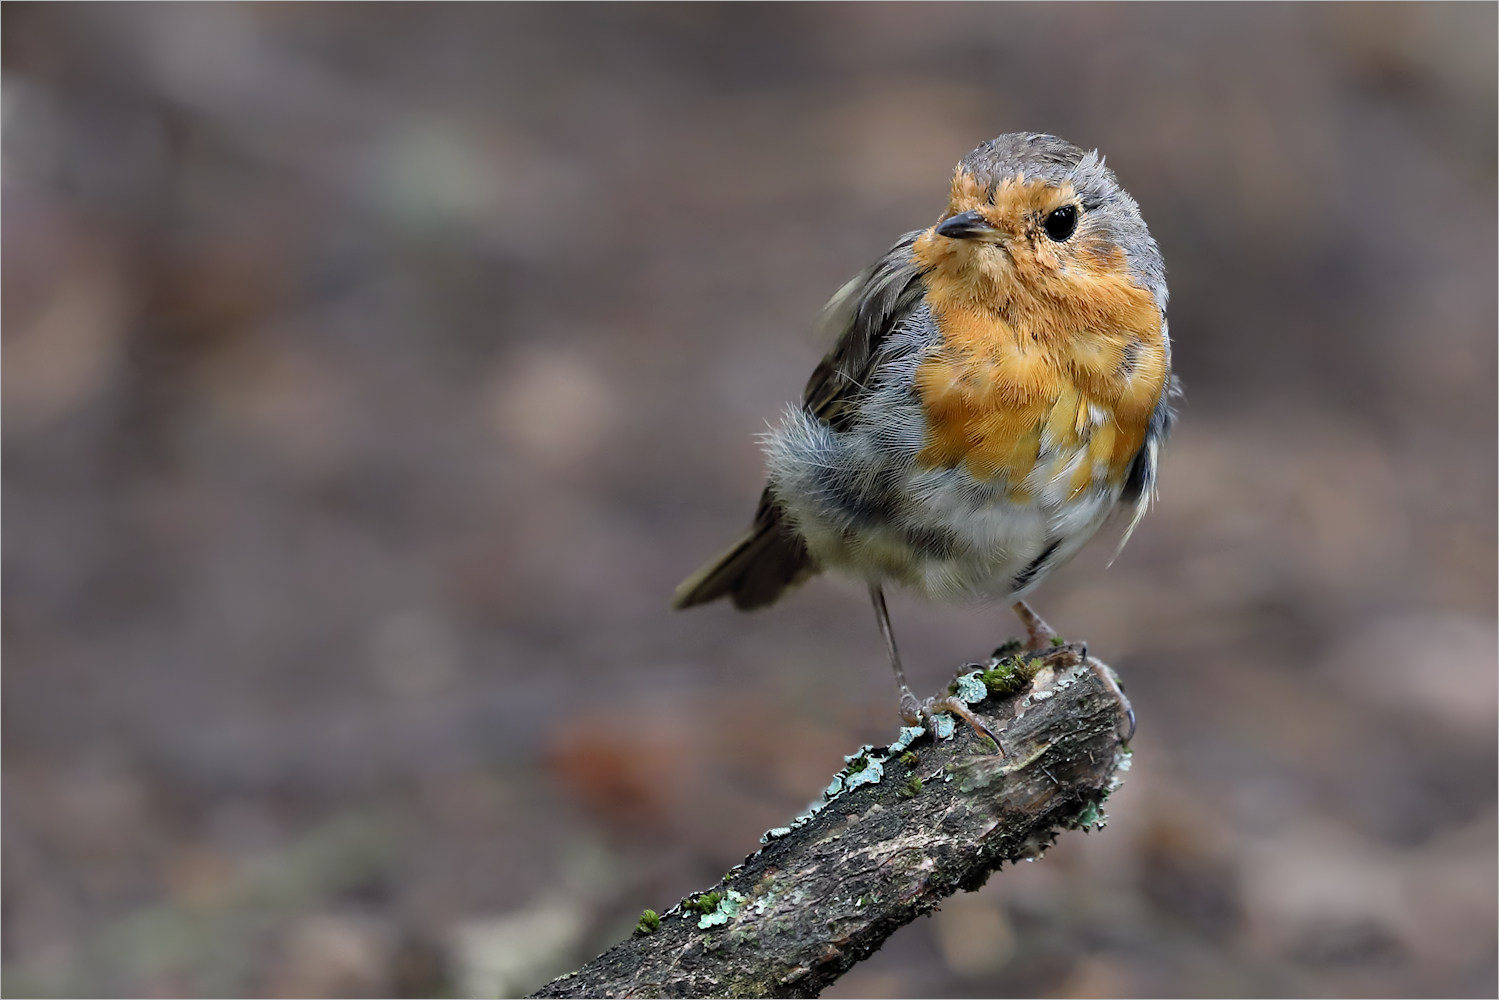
911;171;1166;492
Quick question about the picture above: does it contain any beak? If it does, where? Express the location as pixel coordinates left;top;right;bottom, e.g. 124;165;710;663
936;209;998;240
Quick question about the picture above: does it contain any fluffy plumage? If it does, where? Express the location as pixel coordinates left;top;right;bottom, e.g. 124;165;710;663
674;133;1176;620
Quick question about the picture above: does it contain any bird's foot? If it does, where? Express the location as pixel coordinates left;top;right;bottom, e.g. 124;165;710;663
1089;659;1137;743
898;685;1001;753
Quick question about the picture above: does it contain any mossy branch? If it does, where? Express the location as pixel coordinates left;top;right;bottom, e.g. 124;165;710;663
530;643;1133;999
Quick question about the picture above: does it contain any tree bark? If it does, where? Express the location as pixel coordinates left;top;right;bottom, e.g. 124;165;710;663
531;643;1133;999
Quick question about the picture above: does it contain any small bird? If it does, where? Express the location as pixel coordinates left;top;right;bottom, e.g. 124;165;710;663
674;133;1175;738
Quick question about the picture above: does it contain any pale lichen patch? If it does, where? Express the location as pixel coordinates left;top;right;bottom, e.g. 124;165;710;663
698;890;747;929
1107;746;1133;793
953;671;988;703
889;725;926;753
844;754;885;791
761;744;904;843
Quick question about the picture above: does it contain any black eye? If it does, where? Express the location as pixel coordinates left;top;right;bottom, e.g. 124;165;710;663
1043;204;1078;242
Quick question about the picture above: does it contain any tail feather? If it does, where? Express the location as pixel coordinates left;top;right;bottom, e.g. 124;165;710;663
672;488;817;611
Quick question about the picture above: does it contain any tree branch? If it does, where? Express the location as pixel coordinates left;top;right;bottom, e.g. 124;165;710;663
531;643;1133;999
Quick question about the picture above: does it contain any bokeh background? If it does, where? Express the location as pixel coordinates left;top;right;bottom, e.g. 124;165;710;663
4;4;1495;997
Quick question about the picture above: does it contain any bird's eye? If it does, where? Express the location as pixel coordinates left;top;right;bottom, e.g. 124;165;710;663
1043;205;1078;242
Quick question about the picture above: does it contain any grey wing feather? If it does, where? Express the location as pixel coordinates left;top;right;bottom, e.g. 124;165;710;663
803;232;928;429
672;233;928;610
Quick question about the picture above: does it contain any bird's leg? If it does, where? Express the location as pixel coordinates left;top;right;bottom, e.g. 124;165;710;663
869;584;923;726
870;584;1000;748
1010;601;1131;742
1011;599;1059;651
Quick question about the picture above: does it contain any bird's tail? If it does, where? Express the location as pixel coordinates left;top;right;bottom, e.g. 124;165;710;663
672;488;817;611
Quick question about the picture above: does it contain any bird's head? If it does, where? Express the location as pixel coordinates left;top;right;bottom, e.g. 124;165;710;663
914;134;1166;318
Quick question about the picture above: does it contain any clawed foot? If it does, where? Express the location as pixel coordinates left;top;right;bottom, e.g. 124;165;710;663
899;685;1001;752
872;583;1004;753
1089;660;1137;743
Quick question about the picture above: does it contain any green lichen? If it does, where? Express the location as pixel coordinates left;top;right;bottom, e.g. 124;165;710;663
697;889;747;929
1050;635;1066;646
1073;801;1108;830
635;908;660;935
684;891;722;915
898;751;918;767
980;662;1021;696
897;776;923;799
981;655;1046;696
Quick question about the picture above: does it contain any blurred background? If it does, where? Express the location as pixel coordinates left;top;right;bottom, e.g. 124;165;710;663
4;4;1495;997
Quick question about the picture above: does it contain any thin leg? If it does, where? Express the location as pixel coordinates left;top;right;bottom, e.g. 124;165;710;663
871;583;1000;748
870;584;922;725
1012;599;1058;651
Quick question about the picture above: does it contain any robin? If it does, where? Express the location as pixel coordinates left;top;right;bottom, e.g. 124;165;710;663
674;133;1175;740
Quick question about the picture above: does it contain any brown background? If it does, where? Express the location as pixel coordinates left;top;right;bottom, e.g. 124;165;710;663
4;4;1495;997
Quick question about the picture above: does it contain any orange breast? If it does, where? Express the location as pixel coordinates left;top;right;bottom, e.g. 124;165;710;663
911;246;1166;499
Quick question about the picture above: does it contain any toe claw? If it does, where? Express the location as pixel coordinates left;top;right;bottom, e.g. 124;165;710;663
928;696;1003;754
1087;660;1135;743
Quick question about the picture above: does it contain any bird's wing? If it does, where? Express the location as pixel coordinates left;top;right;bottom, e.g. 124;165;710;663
1111;372;1182;557
672;233;928;611
802;232;928;429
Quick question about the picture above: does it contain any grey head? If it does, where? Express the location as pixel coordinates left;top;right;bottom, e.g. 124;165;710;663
953;133;1166;310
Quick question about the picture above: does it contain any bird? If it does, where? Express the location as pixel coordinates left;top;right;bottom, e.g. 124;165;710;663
673;133;1175;741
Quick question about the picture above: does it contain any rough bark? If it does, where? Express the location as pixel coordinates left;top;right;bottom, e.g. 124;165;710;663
531;643;1133;999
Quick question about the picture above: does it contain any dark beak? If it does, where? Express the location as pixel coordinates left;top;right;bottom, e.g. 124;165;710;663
935;209;997;240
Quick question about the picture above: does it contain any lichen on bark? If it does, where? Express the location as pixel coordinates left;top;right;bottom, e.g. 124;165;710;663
530;643;1132;999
